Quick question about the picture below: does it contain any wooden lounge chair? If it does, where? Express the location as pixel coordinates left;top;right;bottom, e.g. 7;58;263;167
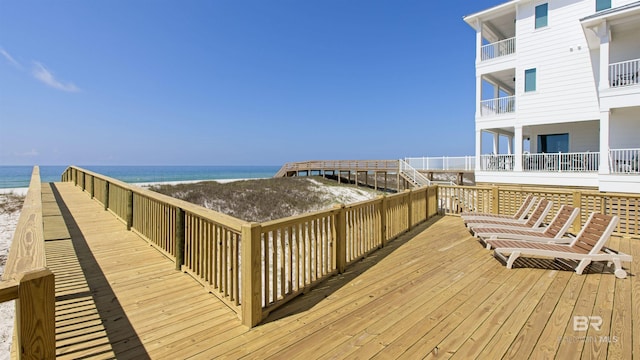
461;194;537;223
466;198;552;233
478;205;580;246
486;213;633;278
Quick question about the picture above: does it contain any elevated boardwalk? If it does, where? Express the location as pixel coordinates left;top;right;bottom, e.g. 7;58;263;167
38;182;639;358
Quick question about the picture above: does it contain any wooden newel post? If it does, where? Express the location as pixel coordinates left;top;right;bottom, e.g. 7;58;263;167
175;208;186;271
241;223;262;327
334;205;347;273
103;182;110;211
379;196;388;247
90;176;95;199
406;189;413;229
572;191;582;233
126;190;133;230
16;268;56;360
492;186;500;214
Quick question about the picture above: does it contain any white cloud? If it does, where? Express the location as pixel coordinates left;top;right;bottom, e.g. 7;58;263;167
32;62;80;92
0;48;22;69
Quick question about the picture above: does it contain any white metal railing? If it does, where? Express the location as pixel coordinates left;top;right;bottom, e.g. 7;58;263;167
609;58;639;88
480;154;514;171
480;95;515;116
404;156;475;171
481;37;516;61
398;159;431;186
610;148;640;174
522;152;599;172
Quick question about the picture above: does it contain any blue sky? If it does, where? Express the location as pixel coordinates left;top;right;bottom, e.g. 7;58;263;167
0;0;505;166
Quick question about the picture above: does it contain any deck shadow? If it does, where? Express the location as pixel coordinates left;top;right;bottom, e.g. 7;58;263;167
48;183;150;359
263;215;442;324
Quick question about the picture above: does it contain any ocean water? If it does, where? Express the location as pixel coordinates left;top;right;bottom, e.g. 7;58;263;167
0;165;281;189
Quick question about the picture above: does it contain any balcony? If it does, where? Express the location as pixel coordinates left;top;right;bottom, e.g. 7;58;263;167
610;148;640;174
609;58;639;88
480;154;514;171
481;37;516;61
523;152;599;172
480;95;515;117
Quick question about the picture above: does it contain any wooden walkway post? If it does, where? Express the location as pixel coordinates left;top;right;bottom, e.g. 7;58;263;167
334;205;347;273
492;186;500;214
126;190;133;230
241;223;263;327
380;196;387;247
572;190;582;233
16;268;56;360
175;208;186;271
407;189;413;230
103;181;109;210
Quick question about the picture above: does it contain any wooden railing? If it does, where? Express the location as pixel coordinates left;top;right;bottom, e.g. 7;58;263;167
0;166;55;359
275;160;399;177
62;166;439;327
609;58;639;88
438;184;640;238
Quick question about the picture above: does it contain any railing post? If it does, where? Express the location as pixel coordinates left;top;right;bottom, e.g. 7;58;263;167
90;176;95;199
406;189;413;229
334;205;347;273
241;223;263;327
492;186;500;214
16;268;56;360
103;182;110;210
572;191;582;233
126;190;133;230
379;196;387;247
175;208;186;271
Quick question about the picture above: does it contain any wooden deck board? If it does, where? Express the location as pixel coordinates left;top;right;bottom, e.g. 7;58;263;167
41;182;638;359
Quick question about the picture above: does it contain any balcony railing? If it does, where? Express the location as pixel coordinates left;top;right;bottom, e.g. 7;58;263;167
480;95;515;116
480;154;514;171
523;152;599;172
404;156;475;171
610;148;640;174
481;37;516;61
609;58;639;88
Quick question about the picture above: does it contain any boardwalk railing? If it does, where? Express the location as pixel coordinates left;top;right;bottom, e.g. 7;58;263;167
274;160;399;178
62;166;439;327
0;166;56;359
438;184;640;238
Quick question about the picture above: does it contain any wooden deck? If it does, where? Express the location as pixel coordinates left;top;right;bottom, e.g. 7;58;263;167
43;182;639;359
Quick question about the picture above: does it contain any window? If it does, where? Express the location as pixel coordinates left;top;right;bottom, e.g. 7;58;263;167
596;0;611;11
538;133;568;153
525;68;537;92
535;3;548;28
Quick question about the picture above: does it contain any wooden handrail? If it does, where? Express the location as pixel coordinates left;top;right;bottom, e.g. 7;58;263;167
61;165;440;328
275;159;400;177
1;166;56;359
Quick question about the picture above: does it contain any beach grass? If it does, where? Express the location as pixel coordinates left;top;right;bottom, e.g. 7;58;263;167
149;176;382;223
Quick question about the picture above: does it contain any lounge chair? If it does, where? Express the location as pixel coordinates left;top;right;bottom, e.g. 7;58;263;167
466;198;552;232
478;205;579;246
461;194;536;223
486;213;633;278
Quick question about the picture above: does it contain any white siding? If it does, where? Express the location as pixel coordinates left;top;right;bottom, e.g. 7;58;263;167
528;120;600;152
610;107;640;148
610;30;640;64
515;0;601;126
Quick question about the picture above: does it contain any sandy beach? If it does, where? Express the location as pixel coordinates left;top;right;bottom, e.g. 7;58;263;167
0;192;23;360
